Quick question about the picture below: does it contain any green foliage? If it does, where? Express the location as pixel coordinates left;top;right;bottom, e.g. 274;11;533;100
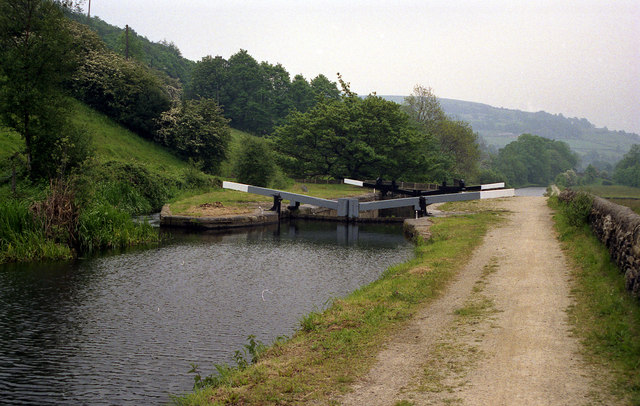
95;181;152;215
492;134;578;187
155;99;230;174
0;199;72;262
272;91;436;180
88;161;178;212
234;136;275;187
0;0;90;178
555;169;578;188
64;11;195;85
188;335;266;391
403;85;481;180
613;144;640;187
559;190;594;227
70;39;171;139
76;200;157;254
186;50;340;135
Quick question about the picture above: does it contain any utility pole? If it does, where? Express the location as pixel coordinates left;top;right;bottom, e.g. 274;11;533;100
87;0;91;18
125;24;130;59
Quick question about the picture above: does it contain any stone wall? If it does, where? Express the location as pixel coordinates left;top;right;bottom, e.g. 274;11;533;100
561;190;640;298
589;196;640;298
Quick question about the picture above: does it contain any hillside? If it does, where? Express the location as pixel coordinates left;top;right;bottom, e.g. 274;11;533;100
381;95;640;168
65;11;195;85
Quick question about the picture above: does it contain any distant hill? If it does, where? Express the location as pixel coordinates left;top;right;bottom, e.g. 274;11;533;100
381;95;640;168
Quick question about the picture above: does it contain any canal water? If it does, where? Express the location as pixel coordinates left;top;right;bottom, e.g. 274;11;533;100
0;220;413;405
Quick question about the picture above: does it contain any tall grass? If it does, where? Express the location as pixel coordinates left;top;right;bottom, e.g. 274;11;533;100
76;201;158;255
0;199;72;263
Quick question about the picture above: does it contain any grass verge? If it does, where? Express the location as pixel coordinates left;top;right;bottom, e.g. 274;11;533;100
549;196;640;404
168;183;367;216
172;201;505;405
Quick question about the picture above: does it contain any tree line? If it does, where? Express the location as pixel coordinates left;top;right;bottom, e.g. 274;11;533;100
3;0;631;191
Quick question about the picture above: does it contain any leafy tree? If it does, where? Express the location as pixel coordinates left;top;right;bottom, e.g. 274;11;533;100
0;0;82;176
234;136;275;187
272;88;432;180
155;99;230;174
310;74;340;100
435;119;480;178
583;164;598;184
70;46;171;138
492;134;578;187
613;144;640;187
186;50;340;135
225;49;269;134
403;85;447;133
260;62;292;129
186;55;229;103
404;85;480;180
289;74;316;113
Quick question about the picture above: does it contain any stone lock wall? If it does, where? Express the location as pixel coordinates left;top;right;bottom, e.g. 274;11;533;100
560;190;640;299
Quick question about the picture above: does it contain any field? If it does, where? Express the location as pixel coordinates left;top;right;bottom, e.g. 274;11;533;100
575;184;640;214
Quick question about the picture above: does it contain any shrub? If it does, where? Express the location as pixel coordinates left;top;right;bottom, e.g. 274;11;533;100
234;136;274;187
560;190;594;227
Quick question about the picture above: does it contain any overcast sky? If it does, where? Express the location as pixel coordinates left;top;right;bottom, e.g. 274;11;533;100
82;0;639;134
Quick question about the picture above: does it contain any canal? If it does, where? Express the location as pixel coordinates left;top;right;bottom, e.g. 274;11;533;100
0;220;413;405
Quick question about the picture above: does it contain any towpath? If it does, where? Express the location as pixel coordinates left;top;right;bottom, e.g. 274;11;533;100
339;196;608;405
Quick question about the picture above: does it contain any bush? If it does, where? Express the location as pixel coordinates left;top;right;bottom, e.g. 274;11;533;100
234;136;275;187
560;190;594;227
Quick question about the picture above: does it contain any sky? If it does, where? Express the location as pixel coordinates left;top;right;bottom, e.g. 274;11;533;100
81;0;639;134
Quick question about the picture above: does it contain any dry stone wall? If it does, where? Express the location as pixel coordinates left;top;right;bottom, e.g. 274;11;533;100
561;190;640;299
589;196;640;298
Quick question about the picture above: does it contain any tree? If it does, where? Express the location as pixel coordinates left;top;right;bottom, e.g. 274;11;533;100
435;119;480;178
234;136;275;187
403;85;447;133
272;88;432;180
310;74;340;100
155;99;230;174
613;144;640;187
492;134;578;187
186;55;229;103
0;0;79;175
404;85;480;180
289;74;315;113
71;47;171;139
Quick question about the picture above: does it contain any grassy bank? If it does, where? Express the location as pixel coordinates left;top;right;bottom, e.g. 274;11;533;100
549;196;640;404
173;200;506;405
167;183;367;216
0;101;206;264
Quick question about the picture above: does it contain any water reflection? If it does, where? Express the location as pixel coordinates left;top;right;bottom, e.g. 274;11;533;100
0;220;412;405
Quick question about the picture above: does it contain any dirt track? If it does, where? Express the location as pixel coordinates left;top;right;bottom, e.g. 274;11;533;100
340;196;606;405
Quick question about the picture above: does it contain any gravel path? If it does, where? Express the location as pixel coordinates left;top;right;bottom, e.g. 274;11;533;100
340;196;604;405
